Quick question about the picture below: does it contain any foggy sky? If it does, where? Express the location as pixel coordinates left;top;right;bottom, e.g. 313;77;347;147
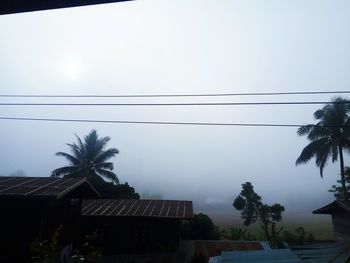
1;0;350;216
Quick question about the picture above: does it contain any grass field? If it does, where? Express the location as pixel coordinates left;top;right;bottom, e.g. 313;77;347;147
207;212;333;240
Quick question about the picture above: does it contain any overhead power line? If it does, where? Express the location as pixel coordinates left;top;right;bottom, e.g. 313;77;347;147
0;90;350;98
0;116;347;128
0;101;349;106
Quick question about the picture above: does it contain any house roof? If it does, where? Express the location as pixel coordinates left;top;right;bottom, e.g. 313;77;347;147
209;249;303;263
82;199;193;219
313;200;350;214
0;176;100;200
0;0;133;15
192;240;265;260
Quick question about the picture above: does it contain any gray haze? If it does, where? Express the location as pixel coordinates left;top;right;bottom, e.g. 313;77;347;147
1;0;350;219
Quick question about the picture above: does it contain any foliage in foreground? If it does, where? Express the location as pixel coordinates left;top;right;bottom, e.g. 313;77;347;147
70;232;102;263
30;226;62;263
221;225;315;246
221;227;261;241
30;226;101;263
233;182;285;248
283;227;315;245
181;213;220;240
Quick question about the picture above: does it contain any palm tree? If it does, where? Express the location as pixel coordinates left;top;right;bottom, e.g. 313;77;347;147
296;97;350;201
52;130;119;185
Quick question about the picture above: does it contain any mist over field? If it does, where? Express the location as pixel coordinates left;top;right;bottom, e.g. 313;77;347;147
1;0;350;235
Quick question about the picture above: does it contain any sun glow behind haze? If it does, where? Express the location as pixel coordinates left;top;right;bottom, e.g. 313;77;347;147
63;61;81;80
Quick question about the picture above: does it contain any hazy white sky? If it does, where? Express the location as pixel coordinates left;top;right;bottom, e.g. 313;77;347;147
1;0;350;213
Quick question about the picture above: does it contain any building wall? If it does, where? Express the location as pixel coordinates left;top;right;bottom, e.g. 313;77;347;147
0;198;81;263
332;211;350;240
82;216;181;254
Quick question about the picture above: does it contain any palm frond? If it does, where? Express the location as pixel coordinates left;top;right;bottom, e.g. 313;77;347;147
67;143;85;161
296;138;329;165
307;124;329;140
94;148;119;163
51;166;80;177
331;146;338;163
313;109;324;120
297;125;314;136
84;130;100;160
96;168;119;184
315;142;331;178
94;162;114;170
95;136;111;153
55;152;79;165
74;133;86;157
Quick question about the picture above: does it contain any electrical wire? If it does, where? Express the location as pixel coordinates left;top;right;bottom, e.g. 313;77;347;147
0;90;349;98
0;116;344;127
0;101;349;106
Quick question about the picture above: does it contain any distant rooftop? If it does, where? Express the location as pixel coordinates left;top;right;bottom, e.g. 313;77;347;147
313;200;350;214
82;199;193;219
0;176;99;200
191;240;266;260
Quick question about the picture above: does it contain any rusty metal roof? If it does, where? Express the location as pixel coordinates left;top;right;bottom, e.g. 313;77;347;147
82;199;193;219
313;200;350;214
0;176;99;199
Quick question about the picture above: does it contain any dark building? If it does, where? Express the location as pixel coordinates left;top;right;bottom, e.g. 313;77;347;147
313;200;350;240
82;199;193;255
0;176;99;263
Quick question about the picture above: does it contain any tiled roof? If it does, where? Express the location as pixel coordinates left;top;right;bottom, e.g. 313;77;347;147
0;176;99;199
82;199;193;219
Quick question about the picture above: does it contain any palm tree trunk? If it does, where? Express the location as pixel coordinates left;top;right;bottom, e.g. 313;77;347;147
338;145;348;201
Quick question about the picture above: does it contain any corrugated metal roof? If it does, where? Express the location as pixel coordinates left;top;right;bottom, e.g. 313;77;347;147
0;176;99;199
209;249;303;263
313;201;350;214
192;240;265;260
82;199;193;219
291;242;350;263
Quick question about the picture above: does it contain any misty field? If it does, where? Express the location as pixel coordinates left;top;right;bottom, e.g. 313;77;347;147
209;212;333;240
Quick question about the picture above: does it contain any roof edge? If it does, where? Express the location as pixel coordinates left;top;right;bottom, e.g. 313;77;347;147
57;178;101;199
313;200;350;214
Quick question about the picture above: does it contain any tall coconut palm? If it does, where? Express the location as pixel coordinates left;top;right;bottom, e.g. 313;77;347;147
296;97;350;201
52;130;119;185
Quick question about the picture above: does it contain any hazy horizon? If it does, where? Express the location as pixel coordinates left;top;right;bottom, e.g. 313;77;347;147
1;0;350;218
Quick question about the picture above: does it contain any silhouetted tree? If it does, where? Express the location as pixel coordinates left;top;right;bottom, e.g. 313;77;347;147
52;130;119;186
296;97;350;201
98;182;140;199
233;182;285;247
329;166;350;200
181;213;220;240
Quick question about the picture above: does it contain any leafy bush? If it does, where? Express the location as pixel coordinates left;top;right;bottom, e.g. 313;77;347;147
181;213;220;240
283;227;315;245
70;232;102;263
30;226;62;263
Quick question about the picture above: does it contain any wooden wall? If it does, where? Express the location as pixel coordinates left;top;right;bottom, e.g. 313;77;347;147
82;216;181;254
0;198;81;263
332;211;350;240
